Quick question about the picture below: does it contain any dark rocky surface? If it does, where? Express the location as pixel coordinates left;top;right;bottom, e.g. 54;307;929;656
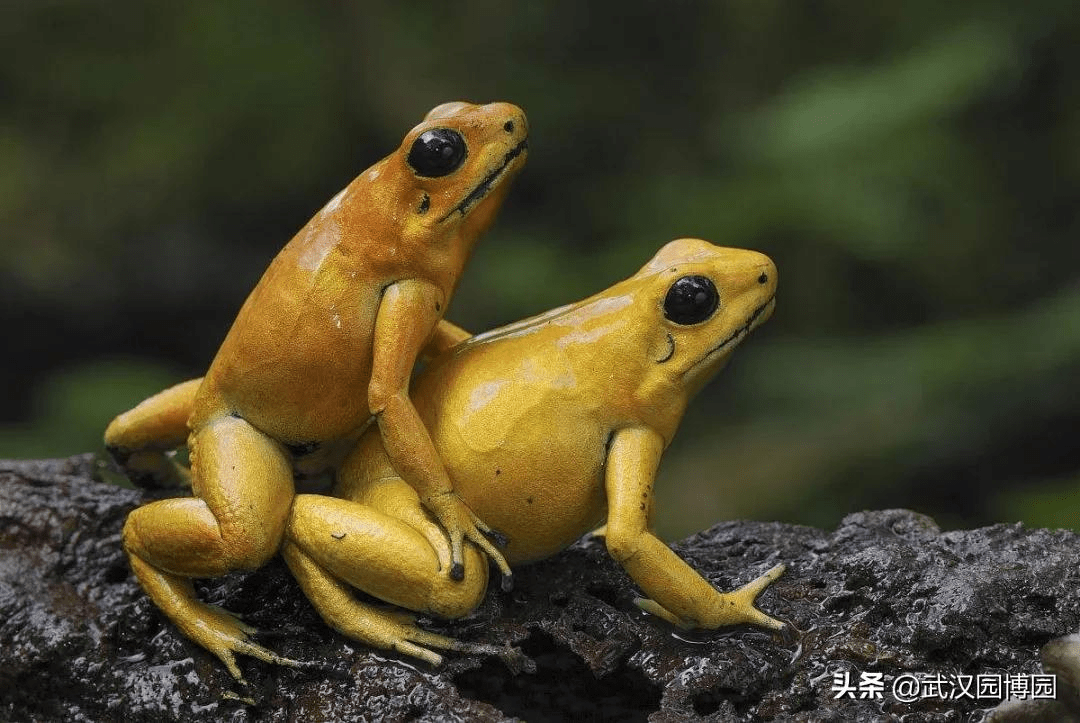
2;455;1079;722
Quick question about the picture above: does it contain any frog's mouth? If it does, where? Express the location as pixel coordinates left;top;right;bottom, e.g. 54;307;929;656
693;295;776;367
439;138;529;222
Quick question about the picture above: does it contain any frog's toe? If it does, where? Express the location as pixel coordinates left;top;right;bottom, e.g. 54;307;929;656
415;519;453;574
739;604;789;633
634;597;687;627
721;563;788;631
377;620;454;666
465;529;513;585
216;649;247;683
482;527;509;548
471;528;514;591
392;640;444;667
446;532;467;580
738;563;786;599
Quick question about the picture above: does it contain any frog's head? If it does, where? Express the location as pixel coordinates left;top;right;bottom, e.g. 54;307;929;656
382;101;528;246
635;238;777;399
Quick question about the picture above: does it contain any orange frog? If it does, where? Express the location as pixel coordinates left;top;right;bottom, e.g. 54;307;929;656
105;101;527;680
283;239;788;666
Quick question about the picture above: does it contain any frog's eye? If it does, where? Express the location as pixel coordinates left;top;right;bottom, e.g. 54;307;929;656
664;275;719;325
408;128;467;178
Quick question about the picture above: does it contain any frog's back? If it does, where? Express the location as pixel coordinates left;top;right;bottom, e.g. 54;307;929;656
412;298;644;563
195;180;423;443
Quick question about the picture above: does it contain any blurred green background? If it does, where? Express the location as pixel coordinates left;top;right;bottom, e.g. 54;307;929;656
2;1;1078;539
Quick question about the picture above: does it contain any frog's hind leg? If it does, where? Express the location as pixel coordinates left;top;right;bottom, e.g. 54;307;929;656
283;540;463;666
105;377;203;489
123;413;299;681
283;494;531;672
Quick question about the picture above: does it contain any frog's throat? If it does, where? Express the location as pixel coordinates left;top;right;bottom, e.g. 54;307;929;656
687;295;775;371
438;138;529;222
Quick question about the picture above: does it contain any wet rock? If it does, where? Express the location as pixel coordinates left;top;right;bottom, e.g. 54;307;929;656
1;455;1079;722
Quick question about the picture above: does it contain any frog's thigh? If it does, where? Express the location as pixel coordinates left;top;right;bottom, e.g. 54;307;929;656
124;413;294;577
104;377;203;488
287;494;487;618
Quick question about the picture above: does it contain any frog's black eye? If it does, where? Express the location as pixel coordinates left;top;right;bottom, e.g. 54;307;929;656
407;128;467;178
664;275;719;325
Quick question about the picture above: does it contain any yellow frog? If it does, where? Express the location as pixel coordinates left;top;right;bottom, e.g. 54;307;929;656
284;238;787;666
104;101;528;680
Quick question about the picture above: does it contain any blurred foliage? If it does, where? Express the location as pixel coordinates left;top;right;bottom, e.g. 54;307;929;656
2;1;1078;538
0;359;181;460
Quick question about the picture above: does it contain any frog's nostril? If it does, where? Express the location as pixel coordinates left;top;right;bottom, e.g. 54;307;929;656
503;120;515;134
758;272;769;285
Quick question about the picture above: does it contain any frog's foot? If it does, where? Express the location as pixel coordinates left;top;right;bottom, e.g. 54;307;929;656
178;602;301;683
104;377;202;489
364;606;532;674
412;513;517;592
427;491;514;591
636;563;789;634
113;449;192;490
312;593;533;673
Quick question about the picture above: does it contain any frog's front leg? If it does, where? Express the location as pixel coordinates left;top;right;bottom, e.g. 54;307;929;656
603;427;788;633
370;278;510;584
283;493;530;670
122;414;299;681
104;378;203;489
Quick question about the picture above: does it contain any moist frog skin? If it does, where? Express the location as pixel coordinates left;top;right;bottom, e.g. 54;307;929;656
284;238;786;667
104;101;527;680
